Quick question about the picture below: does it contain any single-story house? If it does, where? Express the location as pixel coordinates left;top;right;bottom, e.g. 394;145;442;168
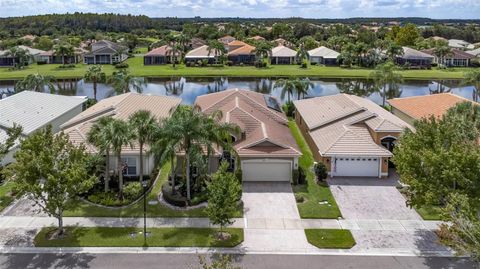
0;50;16;67
83;40;128;64
388;93;475;126
271;45;297;65
38;47;86;64
187;38;207;50
227;40;248;52
421;48;475;67
143;45;180;65
448;39;474;50
218;35;236;46
61;93;182;177
466;48;480;57
191;89;301;182
227;44;256;65
308;46;339;65
395;47;434;69
0;91;87;166
17;45;45;62
250;35;265;41
294;94;412;178
185;45;221;65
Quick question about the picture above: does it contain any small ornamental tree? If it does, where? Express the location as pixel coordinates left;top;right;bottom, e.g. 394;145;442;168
206;162;241;239
314;162;328;182
8;126;95;236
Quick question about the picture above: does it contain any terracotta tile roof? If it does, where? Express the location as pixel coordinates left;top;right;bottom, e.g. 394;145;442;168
61;93;181;154
388;93;474;121
250;35;265;41
227;44;256;56
195;89;301;157
294;94;412;157
227;40;248;47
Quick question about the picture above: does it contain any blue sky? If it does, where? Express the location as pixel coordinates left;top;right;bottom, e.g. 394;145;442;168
0;0;479;19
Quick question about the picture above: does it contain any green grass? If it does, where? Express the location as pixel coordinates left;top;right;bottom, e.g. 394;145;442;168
416;205;443;221
289;121;342;219
0;56;474;80
0;181;15;212
64;162;243;218
305;229;356;249
34;227;243;247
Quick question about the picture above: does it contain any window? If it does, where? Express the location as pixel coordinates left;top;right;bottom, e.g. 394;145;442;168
121;157;137;175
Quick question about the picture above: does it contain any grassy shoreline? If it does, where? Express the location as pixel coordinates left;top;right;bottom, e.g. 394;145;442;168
0;56;474;80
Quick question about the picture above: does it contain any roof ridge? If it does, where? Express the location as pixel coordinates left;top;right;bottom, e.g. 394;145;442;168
237;90;287;124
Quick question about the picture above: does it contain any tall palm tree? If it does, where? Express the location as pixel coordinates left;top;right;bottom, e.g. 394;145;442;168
434;45;453;67
87;116;115;192
84;65;106;101
385;43;404;62
108;69;146;94
207;40;226;64
129;110;158;184
15;73;56;93
165;34;181;68
296;44;308;65
274;78;296;102
253;41;272;63
110;118;133;199
151;129;180;194
293;78;313;100
464;70;480;102
177;33;191;58
53;44;75;66
370;61;404;107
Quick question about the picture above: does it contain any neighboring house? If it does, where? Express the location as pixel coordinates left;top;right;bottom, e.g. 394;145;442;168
466;48;480;57
431;36;447;42
395;47;434;69
227;40;248;52
38;47;86;64
388;93;474;126
227;43;256;65
218;35;236;46
0;91;87;166
271;45;297;65
17;45;45;62
192;89;301;182
185;45;220;65
61;93;182;177
83;40;128;64
308;46;340;65
143;45;179;65
422;48;475;67
250;35;265;41
448;39;475;50
187;38;207;50
294;94;411;178
0;50;16;67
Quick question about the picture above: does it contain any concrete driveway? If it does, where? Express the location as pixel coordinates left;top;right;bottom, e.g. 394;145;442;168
328;174;421;220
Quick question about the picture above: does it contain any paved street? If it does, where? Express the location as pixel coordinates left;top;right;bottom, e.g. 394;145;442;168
0;253;474;269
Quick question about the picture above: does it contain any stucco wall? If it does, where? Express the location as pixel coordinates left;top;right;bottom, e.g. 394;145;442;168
390;107;415;126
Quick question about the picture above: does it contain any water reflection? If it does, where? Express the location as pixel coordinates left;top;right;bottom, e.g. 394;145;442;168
0;77;476;105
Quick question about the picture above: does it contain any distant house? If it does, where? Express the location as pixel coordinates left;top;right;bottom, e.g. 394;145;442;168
388;93;475;126
448;39;474;50
422;48;474;67
395;47;434;69
185;45;220;65
83;40;128;64
218;35;236;46
0;50;16;67
227;44;256;65
17;45;45;62
466;48;480;57
250;35;265;41
0;91;87;166
187;38;207;50
227;40;248;52
38;47;86;64
270;45;297;65
431;36;447;42
308;46;339;65
143;45;179;65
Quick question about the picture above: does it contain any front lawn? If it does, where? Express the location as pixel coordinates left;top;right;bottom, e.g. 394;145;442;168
305;229;356;249
0;181;15;212
416;205;443;221
34;227;243;247
64;162;243;218
288;121;342;219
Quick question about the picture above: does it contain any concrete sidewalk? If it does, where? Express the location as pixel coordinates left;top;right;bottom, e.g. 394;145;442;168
0;216;444;231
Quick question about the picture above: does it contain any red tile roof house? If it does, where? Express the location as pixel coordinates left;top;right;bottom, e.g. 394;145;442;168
218;35;236;46
143;45;180;65
227;41;256;65
294;94;412;178
182;89;302;182
388;93;475;126
421;48;475;67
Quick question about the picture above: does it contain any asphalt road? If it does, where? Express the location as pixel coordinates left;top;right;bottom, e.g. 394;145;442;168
0;253;475;269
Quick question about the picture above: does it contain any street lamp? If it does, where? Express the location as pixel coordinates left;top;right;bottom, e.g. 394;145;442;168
142;180;148;244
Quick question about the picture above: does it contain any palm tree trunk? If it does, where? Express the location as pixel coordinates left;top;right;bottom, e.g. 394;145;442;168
117;154;124;199
93;79;97;101
105;150;110;192
185;152;191;201
139;143;144;183
171;156;176;195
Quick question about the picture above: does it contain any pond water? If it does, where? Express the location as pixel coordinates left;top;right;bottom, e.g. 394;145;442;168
0;77;477;105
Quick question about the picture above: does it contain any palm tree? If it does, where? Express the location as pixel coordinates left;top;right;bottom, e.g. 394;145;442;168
53;44;75;66
463;70;480;102
370;61;404;107
207;40;226;64
253;41;272;63
87;116;115;192
108;69;146;94
177;33;191;57
150;129;180;195
15;73;56;93
296;44;308;65
5;47;31;68
274;78;296;102
110;118;133;199
434;45;453;67
165;34;181;68
385;43;404;62
84;65;106;100
129;110;158;184
293;78;313;100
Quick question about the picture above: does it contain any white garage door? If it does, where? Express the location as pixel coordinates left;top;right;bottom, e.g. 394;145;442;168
333;157;379;177
242;160;292;182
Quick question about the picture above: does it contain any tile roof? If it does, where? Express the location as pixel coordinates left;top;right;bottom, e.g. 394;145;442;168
294;94;412;157
271;45;297;57
228;44;256;56
17;45;45;55
61;93;181;154
308;46;340;59
448;39;474;50
250;36;265;40
400;47;434;60
185;45;220;58
466;48;480;57
195;89;301;157
145;45;180;56
388;93;474;121
421;48;475;59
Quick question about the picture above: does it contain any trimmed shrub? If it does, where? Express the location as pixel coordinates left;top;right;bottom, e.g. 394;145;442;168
300;60;308;69
123;182;143;201
234;168;242;182
226;60;233;66
314;162;328;182
115;62;129;69
310;62;317;66
298;166;306;185
295;193;305;203
292;169;299;185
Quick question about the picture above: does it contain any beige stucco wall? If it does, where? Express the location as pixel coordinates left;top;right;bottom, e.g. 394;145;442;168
390;107;415;126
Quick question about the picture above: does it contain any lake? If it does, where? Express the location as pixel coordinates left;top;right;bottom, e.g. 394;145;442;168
0;77;477;105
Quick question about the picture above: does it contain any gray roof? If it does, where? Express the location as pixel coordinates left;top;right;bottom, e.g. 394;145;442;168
308;46;340;59
466;48;480;56
448;39;475;50
17;45;45;56
400;47;434;60
0;91;87;136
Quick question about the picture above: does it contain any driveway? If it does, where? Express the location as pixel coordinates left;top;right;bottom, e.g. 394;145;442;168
328;174;421;220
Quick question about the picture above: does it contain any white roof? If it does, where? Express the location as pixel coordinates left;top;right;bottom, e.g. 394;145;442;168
308;46;340;59
448;39;475;50
0;91;87;137
271;45;297;57
466;48;480;56
17;45;46;56
185;45;218;59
